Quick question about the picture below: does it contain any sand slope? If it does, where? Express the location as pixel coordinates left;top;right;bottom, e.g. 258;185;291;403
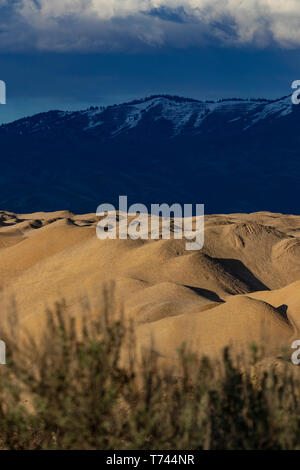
0;210;300;362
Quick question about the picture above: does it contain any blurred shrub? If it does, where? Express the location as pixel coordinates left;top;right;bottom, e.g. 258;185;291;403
0;293;299;450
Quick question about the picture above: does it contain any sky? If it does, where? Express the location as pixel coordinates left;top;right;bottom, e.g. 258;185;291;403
0;0;300;123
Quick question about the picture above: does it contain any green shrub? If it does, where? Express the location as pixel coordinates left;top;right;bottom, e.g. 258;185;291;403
0;294;299;450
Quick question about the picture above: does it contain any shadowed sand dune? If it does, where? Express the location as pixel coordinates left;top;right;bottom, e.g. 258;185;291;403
1;210;300;363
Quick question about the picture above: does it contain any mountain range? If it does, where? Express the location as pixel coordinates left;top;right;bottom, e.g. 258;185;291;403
0;94;299;214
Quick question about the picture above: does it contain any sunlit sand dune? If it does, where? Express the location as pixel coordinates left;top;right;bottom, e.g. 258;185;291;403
1;210;300;363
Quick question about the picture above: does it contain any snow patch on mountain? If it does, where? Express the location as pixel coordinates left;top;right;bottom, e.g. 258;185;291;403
107;97;267;136
244;95;293;130
1;94;294;138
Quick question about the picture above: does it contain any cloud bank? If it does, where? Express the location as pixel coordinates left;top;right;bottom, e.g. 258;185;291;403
1;0;300;51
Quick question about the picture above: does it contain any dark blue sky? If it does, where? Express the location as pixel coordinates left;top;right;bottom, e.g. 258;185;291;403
0;47;299;124
0;0;300;123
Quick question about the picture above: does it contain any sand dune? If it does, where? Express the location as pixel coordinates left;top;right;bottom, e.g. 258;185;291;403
0;209;300;364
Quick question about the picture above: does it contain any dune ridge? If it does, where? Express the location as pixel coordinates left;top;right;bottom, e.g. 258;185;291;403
1;210;300;363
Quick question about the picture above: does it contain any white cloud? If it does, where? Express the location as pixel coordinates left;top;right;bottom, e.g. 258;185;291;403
1;0;300;50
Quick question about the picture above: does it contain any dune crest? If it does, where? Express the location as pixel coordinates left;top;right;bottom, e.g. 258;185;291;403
1;210;300;361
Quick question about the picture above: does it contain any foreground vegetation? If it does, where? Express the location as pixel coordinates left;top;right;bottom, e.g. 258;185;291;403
0;296;299;450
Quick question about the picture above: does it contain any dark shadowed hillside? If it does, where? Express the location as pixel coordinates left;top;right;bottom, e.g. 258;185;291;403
0;94;299;214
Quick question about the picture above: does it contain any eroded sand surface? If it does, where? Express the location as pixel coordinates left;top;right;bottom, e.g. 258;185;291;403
1;210;300;363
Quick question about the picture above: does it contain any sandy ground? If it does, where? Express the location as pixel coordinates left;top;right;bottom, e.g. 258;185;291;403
1;209;300;364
